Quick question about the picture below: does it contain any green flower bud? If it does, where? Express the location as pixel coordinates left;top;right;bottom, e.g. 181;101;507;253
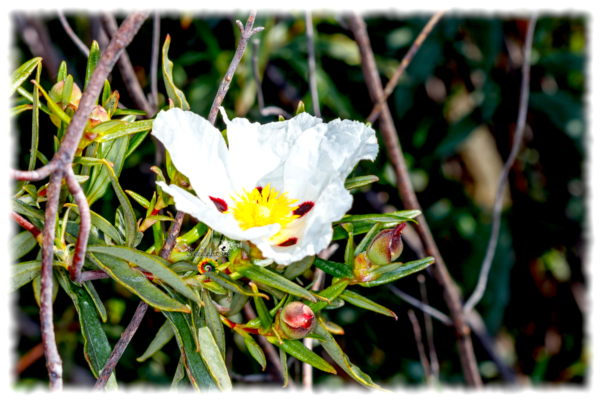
366;222;405;266
279;301;316;340
49;79;82;111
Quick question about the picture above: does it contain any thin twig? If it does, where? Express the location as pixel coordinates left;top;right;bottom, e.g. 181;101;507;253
229;371;274;382
159;210;185;259
418;274;439;382
348;13;482;387
58;11;90;57
65;169;90;283
408;310;432;384
93;301;149;390
387;285;452;325
102;13;154;117
15;342;45;375
11;211;42;240
463;13;538;315
208;10;264;124
305;11;320;118
366;11;445;124
252;39;291;119
150;10;160;111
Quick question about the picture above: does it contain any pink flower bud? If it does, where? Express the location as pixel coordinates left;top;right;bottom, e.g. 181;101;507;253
279;301;316;340
366;222;405;266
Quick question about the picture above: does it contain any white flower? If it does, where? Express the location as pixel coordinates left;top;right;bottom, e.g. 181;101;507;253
152;107;378;265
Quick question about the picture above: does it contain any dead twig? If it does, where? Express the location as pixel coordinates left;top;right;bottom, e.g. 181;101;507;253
102;13;154;117
150;10;160;110
159;211;185;259
408;310;432;384
251;39;291;118
305;11;321;118
387;285;452;325
366;11;445;124
58;11;90;57
347;13;482;387
463;13;537;315
418;274;439;382
208;10;264;125
93;301;149;391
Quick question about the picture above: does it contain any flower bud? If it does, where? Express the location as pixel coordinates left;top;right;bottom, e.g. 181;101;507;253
279;301;316;340
84;106;110;140
49;80;82;111
366;222;405;266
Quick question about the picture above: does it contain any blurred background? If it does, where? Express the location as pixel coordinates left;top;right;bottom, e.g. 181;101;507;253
10;11;586;388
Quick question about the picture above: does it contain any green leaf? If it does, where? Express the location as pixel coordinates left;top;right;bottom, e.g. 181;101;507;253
238;330;266;370
224;293;249;317
339;290;397;319
202;290;225;357
305;280;349;313
236;264;317;303
342;223;354;266
10;231;38;261
16;87;51;115
201;280;227;295
86;135;129;205
84;41;101;92
197;327;232;392
57;61;67;82
9;57;42;96
32;270;59;307
112;108;147;116
314;321;385;390
171;356;188;391
267;337;337;374
283;255;315;280
313;257;353;278
72;157;106;166
125;129;151;159
252;286;272;331
332;216;410;241
355;222;382;256
61;74;74;108
56;268;118;390
96;120;154;143
10;261;55;291
84;281;108;323
125;190;150;209
359;257;435;287
177;222;208;245
279;347;289;387
344;175;379;190
162;310;220;392
87;245;201;305
101;163;137;247
85;251;190;313
137;320;174;362
103;91;119;118
296;101;305;115
65;203;123;245
101;80;111;105
335;210;421;226
31;80;71;125
204;272;269;299
244;294;288;329
162;35;190;110
10;198;45;224
9;104;33;117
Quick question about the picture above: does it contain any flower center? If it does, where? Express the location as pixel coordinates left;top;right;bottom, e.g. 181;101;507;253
228;184;299;231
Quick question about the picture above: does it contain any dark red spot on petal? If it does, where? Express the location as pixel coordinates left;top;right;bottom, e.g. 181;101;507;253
209;196;228;213
293;201;314;217
278;237;298;247
255;186;263;194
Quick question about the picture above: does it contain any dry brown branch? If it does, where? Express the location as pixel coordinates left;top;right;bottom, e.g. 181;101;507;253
408;310;432;384
463;13;538;315
207;10;264;125
102;13;155;117
15;342;45;375
366;11;445;124
93;301;149;390
418;274;439;381
150;11;160;110
58;11;90;57
348;12;482;387
159;211;185;259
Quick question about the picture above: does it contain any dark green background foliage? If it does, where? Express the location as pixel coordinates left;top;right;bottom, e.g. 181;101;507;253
11;12;586;388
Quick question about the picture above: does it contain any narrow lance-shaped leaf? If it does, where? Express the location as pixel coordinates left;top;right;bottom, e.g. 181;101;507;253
96;120;154;143
9;57;42;96
280;347;289;387
202;289;225;358
313;257;354;278
344;175;379;190
339;290;397;319
84;281;108;323
250;283;272;331
355;222;382;256
305;280;349;314
10;231;38;261
162;310;220;392
9;104;33;117
267;336;337;374
204;272;269;299
16;87;51;115
86;135;129;205
283;255;316;280
31;80;71;125
65;203;123;245
197;327;232;392
125;129;151;159
235;328;266;370
137;320;174;362
359;257;435;287
28;58;42;177
171;356;188;392
87;245;201;305
162;35;190;110
236;264;317;303
10;260;64;292
84;41;100;92
101;162;137;247
335;210;421;226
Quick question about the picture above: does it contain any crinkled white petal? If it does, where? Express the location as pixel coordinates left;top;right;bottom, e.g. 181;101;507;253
158;182;280;242
152;108;235;204
253;179;352;265
221;108;325;191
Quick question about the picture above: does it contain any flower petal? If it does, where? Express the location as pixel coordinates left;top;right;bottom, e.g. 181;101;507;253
158;182;280;242
221;108;324;191
152;108;234;204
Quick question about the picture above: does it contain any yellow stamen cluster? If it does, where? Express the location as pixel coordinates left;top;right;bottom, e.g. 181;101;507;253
228;184;299;231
